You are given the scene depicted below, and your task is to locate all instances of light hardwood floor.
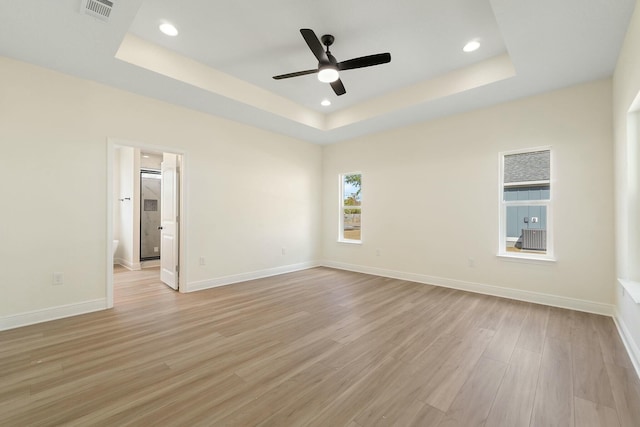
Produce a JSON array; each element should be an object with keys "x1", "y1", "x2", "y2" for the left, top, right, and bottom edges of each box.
[{"x1": 1, "y1": 266, "x2": 639, "y2": 426}]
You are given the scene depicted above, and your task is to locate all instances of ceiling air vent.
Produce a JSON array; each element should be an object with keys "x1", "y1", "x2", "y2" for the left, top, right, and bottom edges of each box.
[{"x1": 81, "y1": 0, "x2": 113, "y2": 22}]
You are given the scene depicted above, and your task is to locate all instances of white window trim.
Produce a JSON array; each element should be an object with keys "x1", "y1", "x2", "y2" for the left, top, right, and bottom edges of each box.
[
  {"x1": 339, "y1": 172, "x2": 362, "y2": 244},
  {"x1": 505, "y1": 179, "x2": 549, "y2": 188},
  {"x1": 498, "y1": 147, "x2": 555, "y2": 261}
]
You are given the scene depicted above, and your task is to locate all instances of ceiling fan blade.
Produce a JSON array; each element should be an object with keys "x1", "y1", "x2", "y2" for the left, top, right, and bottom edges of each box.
[
  {"x1": 330, "y1": 78, "x2": 346, "y2": 96},
  {"x1": 273, "y1": 69, "x2": 318, "y2": 80},
  {"x1": 300, "y1": 28, "x2": 328, "y2": 63},
  {"x1": 338, "y1": 53, "x2": 391, "y2": 71}
]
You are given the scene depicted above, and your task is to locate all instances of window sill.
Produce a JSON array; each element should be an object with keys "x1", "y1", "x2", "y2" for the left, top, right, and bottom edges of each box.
[
  {"x1": 337, "y1": 239, "x2": 362, "y2": 245},
  {"x1": 497, "y1": 253, "x2": 556, "y2": 263},
  {"x1": 618, "y1": 279, "x2": 640, "y2": 304}
]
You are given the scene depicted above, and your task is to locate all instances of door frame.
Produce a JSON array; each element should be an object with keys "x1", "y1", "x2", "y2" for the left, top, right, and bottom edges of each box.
[{"x1": 106, "y1": 138, "x2": 188, "y2": 308}]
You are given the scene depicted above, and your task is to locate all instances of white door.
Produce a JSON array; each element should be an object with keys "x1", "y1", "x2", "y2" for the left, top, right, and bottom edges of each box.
[{"x1": 160, "y1": 153, "x2": 179, "y2": 290}]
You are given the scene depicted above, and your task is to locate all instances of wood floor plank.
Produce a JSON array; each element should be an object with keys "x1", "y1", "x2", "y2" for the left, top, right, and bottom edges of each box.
[
  {"x1": 435, "y1": 356, "x2": 507, "y2": 426},
  {"x1": 593, "y1": 315, "x2": 634, "y2": 369},
  {"x1": 234, "y1": 336, "x2": 343, "y2": 386},
  {"x1": 0, "y1": 266, "x2": 637, "y2": 426},
  {"x1": 258, "y1": 351, "x2": 394, "y2": 426},
  {"x1": 484, "y1": 347, "x2": 542, "y2": 426},
  {"x1": 5, "y1": 362, "x2": 176, "y2": 425},
  {"x1": 404, "y1": 403, "x2": 446, "y2": 427},
  {"x1": 468, "y1": 294, "x2": 508, "y2": 332},
  {"x1": 515, "y1": 303, "x2": 549, "y2": 353},
  {"x1": 482, "y1": 299, "x2": 530, "y2": 363},
  {"x1": 530, "y1": 336, "x2": 574, "y2": 426},
  {"x1": 216, "y1": 361, "x2": 335, "y2": 426},
  {"x1": 546, "y1": 306, "x2": 575, "y2": 341},
  {"x1": 114, "y1": 372, "x2": 251, "y2": 426},
  {"x1": 418, "y1": 328, "x2": 495, "y2": 411},
  {"x1": 574, "y1": 396, "x2": 621, "y2": 427},
  {"x1": 387, "y1": 399, "x2": 428, "y2": 427},
  {"x1": 571, "y1": 312, "x2": 616, "y2": 408},
  {"x1": 305, "y1": 356, "x2": 408, "y2": 427},
  {"x1": 605, "y1": 361, "x2": 640, "y2": 427},
  {"x1": 385, "y1": 288, "x2": 461, "y2": 364},
  {"x1": 437, "y1": 293, "x2": 483, "y2": 337},
  {"x1": 350, "y1": 349, "x2": 429, "y2": 426}
]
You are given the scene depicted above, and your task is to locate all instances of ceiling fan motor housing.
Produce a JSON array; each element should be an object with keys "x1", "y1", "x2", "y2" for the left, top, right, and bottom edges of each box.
[{"x1": 321, "y1": 34, "x2": 335, "y2": 47}]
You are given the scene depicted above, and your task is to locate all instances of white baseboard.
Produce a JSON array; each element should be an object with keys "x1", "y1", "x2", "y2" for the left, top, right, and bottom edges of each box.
[
  {"x1": 0, "y1": 298, "x2": 108, "y2": 331},
  {"x1": 114, "y1": 258, "x2": 141, "y2": 271},
  {"x1": 613, "y1": 312, "x2": 640, "y2": 380},
  {"x1": 141, "y1": 259, "x2": 161, "y2": 268},
  {"x1": 322, "y1": 261, "x2": 614, "y2": 316},
  {"x1": 186, "y1": 261, "x2": 322, "y2": 292}
]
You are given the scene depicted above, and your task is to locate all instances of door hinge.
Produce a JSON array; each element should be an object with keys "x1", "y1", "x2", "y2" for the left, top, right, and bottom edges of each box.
[{"x1": 175, "y1": 265, "x2": 179, "y2": 274}]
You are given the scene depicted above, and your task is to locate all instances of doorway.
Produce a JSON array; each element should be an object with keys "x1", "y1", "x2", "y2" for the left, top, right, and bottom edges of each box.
[
  {"x1": 107, "y1": 139, "x2": 186, "y2": 308},
  {"x1": 140, "y1": 168, "x2": 161, "y2": 262}
]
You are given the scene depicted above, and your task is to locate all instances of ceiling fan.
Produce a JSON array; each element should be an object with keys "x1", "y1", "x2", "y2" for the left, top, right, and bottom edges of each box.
[{"x1": 273, "y1": 28, "x2": 391, "y2": 96}]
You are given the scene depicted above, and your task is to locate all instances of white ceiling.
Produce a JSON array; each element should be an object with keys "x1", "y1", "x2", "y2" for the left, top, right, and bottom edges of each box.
[{"x1": 0, "y1": 0, "x2": 635, "y2": 144}]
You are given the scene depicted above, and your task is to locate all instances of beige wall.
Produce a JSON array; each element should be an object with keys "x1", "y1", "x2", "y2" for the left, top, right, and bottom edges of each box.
[
  {"x1": 0, "y1": 57, "x2": 322, "y2": 321},
  {"x1": 323, "y1": 79, "x2": 615, "y2": 308},
  {"x1": 0, "y1": 48, "x2": 626, "y2": 346},
  {"x1": 613, "y1": 0, "x2": 640, "y2": 371}
]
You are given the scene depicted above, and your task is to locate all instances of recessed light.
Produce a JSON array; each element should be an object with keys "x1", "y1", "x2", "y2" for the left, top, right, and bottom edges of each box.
[
  {"x1": 463, "y1": 40, "x2": 480, "y2": 53},
  {"x1": 159, "y1": 23, "x2": 179, "y2": 37},
  {"x1": 142, "y1": 155, "x2": 150, "y2": 158},
  {"x1": 321, "y1": 99, "x2": 331, "y2": 107}
]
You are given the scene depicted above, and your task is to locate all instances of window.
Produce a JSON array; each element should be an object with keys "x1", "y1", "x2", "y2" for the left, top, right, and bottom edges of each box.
[
  {"x1": 340, "y1": 173, "x2": 362, "y2": 242},
  {"x1": 499, "y1": 148, "x2": 553, "y2": 259}
]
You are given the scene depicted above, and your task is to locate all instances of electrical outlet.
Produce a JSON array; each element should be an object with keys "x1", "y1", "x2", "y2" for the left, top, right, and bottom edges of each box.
[
  {"x1": 199, "y1": 256, "x2": 205, "y2": 266},
  {"x1": 53, "y1": 272, "x2": 64, "y2": 285},
  {"x1": 282, "y1": 247, "x2": 286, "y2": 255},
  {"x1": 376, "y1": 248, "x2": 381, "y2": 256},
  {"x1": 154, "y1": 247, "x2": 159, "y2": 253},
  {"x1": 468, "y1": 258, "x2": 475, "y2": 268}
]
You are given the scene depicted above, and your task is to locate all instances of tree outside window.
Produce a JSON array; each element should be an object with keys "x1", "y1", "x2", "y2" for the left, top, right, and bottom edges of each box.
[{"x1": 340, "y1": 173, "x2": 362, "y2": 242}]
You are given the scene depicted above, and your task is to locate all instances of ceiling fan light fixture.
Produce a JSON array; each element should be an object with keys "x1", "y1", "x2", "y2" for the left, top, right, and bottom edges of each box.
[{"x1": 318, "y1": 66, "x2": 339, "y2": 83}]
